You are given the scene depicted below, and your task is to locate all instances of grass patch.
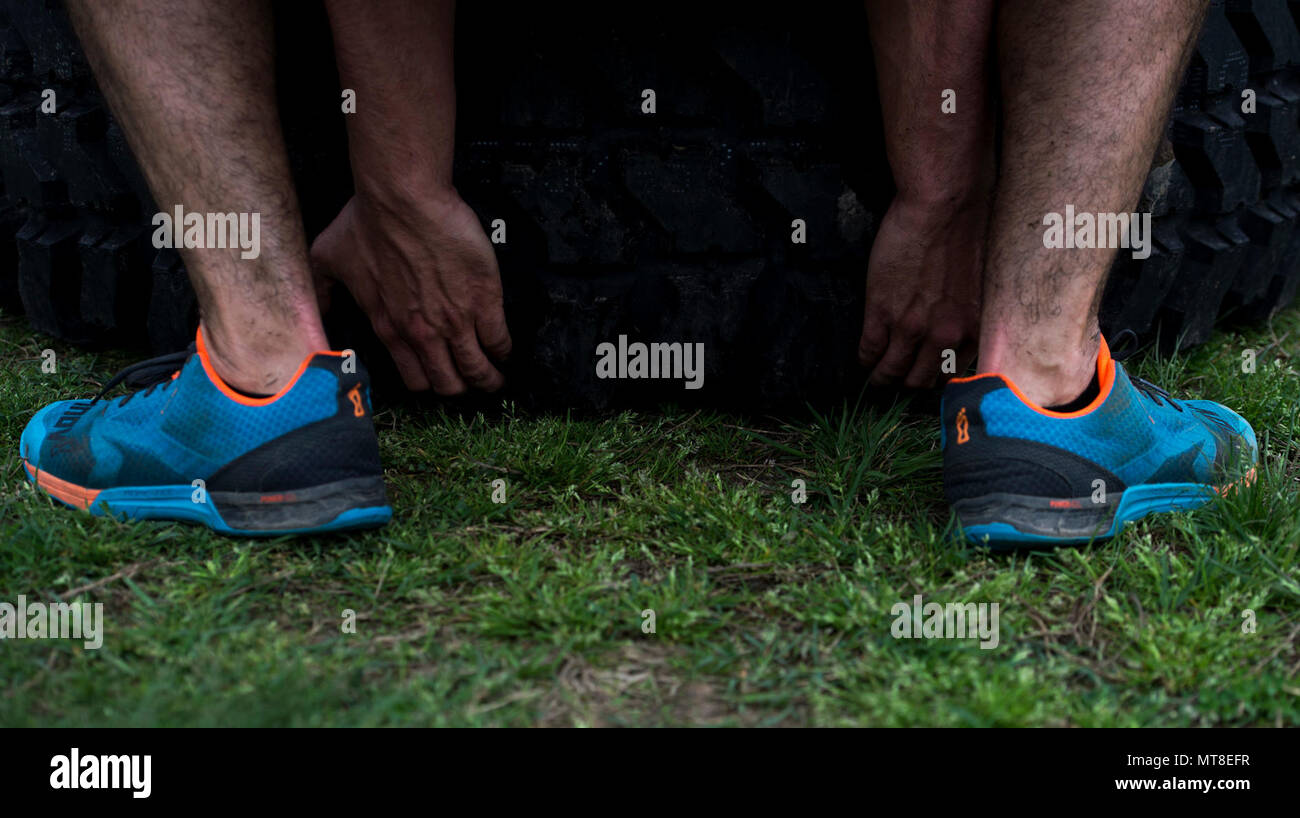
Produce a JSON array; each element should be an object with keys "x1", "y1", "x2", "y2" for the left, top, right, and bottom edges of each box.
[{"x1": 1, "y1": 309, "x2": 1297, "y2": 726}]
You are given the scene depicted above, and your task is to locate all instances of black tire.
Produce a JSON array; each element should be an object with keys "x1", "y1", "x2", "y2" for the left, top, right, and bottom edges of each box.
[{"x1": 1, "y1": 0, "x2": 1297, "y2": 409}]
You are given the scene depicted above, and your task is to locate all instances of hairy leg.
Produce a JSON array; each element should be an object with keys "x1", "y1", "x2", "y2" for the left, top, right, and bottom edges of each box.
[
  {"x1": 65, "y1": 0, "x2": 326, "y2": 395},
  {"x1": 979, "y1": 0, "x2": 1208, "y2": 406},
  {"x1": 861, "y1": 0, "x2": 995, "y2": 388}
]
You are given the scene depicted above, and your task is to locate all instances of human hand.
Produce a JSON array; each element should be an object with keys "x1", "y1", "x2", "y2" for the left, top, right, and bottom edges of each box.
[{"x1": 311, "y1": 190, "x2": 511, "y2": 394}]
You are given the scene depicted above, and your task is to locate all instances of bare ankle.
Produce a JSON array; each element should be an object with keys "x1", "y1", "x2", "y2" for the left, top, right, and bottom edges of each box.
[
  {"x1": 981, "y1": 334, "x2": 1100, "y2": 409},
  {"x1": 200, "y1": 321, "x2": 326, "y2": 396}
]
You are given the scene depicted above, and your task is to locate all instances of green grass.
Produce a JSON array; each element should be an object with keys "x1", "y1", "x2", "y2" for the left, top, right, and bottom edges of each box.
[{"x1": 1, "y1": 308, "x2": 1298, "y2": 727}]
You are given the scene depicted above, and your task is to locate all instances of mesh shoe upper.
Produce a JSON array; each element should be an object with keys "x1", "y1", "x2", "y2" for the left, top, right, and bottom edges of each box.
[
  {"x1": 21, "y1": 332, "x2": 380, "y2": 492},
  {"x1": 940, "y1": 336, "x2": 1257, "y2": 502}
]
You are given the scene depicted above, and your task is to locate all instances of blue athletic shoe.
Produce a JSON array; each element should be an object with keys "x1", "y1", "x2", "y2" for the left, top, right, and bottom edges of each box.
[
  {"x1": 20, "y1": 328, "x2": 392, "y2": 536},
  {"x1": 941, "y1": 335, "x2": 1257, "y2": 547}
]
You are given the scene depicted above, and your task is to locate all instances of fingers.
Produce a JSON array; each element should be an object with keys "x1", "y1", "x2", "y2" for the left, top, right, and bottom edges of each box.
[
  {"x1": 868, "y1": 338, "x2": 912, "y2": 386},
  {"x1": 868, "y1": 325, "x2": 976, "y2": 389},
  {"x1": 378, "y1": 306, "x2": 507, "y2": 396},
  {"x1": 371, "y1": 315, "x2": 432, "y2": 392},
  {"x1": 903, "y1": 324, "x2": 971, "y2": 389},
  {"x1": 355, "y1": 283, "x2": 436, "y2": 392},
  {"x1": 868, "y1": 320, "x2": 923, "y2": 386},
  {"x1": 902, "y1": 337, "x2": 947, "y2": 390},
  {"x1": 403, "y1": 321, "x2": 469, "y2": 395},
  {"x1": 477, "y1": 304, "x2": 513, "y2": 363},
  {"x1": 858, "y1": 308, "x2": 890, "y2": 369},
  {"x1": 864, "y1": 295, "x2": 978, "y2": 389},
  {"x1": 447, "y1": 330, "x2": 505, "y2": 392},
  {"x1": 313, "y1": 196, "x2": 513, "y2": 396},
  {"x1": 392, "y1": 339, "x2": 434, "y2": 392},
  {"x1": 420, "y1": 338, "x2": 469, "y2": 396},
  {"x1": 404, "y1": 299, "x2": 508, "y2": 394}
]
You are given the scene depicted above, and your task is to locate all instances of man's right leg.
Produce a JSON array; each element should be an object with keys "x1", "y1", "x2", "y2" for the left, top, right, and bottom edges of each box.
[
  {"x1": 19, "y1": 0, "x2": 390, "y2": 534},
  {"x1": 977, "y1": 0, "x2": 1205, "y2": 408},
  {"x1": 65, "y1": 0, "x2": 323, "y2": 396},
  {"x1": 942, "y1": 0, "x2": 1257, "y2": 546}
]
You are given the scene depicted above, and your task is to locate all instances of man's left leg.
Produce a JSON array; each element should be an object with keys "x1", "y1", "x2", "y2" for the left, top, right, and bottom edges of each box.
[{"x1": 21, "y1": 0, "x2": 391, "y2": 535}]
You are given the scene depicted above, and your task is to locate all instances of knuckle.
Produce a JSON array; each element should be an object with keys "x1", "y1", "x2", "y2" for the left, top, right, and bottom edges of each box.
[
  {"x1": 407, "y1": 321, "x2": 441, "y2": 347},
  {"x1": 931, "y1": 327, "x2": 964, "y2": 350},
  {"x1": 430, "y1": 303, "x2": 470, "y2": 336},
  {"x1": 445, "y1": 312, "x2": 471, "y2": 337},
  {"x1": 460, "y1": 360, "x2": 494, "y2": 384},
  {"x1": 898, "y1": 320, "x2": 927, "y2": 344},
  {"x1": 371, "y1": 317, "x2": 397, "y2": 343},
  {"x1": 447, "y1": 331, "x2": 476, "y2": 355}
]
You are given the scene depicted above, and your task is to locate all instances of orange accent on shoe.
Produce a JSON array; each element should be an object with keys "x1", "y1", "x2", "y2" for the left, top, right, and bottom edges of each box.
[
  {"x1": 24, "y1": 460, "x2": 101, "y2": 511},
  {"x1": 1216, "y1": 466, "x2": 1257, "y2": 497},
  {"x1": 955, "y1": 407, "x2": 970, "y2": 444},
  {"x1": 950, "y1": 335, "x2": 1116, "y2": 419},
  {"x1": 347, "y1": 384, "x2": 365, "y2": 417},
  {"x1": 195, "y1": 326, "x2": 344, "y2": 407}
]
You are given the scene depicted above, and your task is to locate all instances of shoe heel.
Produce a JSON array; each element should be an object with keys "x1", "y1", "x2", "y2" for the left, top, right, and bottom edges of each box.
[
  {"x1": 209, "y1": 476, "x2": 391, "y2": 534},
  {"x1": 953, "y1": 492, "x2": 1119, "y2": 545}
]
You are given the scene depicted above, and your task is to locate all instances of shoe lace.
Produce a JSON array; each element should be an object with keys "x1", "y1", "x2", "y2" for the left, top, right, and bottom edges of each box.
[
  {"x1": 1108, "y1": 328, "x2": 1183, "y2": 413},
  {"x1": 1131, "y1": 376, "x2": 1184, "y2": 412},
  {"x1": 93, "y1": 346, "x2": 195, "y2": 408}
]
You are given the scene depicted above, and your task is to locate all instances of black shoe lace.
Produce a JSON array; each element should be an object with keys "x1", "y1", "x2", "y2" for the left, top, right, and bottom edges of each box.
[
  {"x1": 92, "y1": 346, "x2": 195, "y2": 408},
  {"x1": 1131, "y1": 376, "x2": 1184, "y2": 411},
  {"x1": 1108, "y1": 328, "x2": 1183, "y2": 412},
  {"x1": 1109, "y1": 328, "x2": 1140, "y2": 363}
]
